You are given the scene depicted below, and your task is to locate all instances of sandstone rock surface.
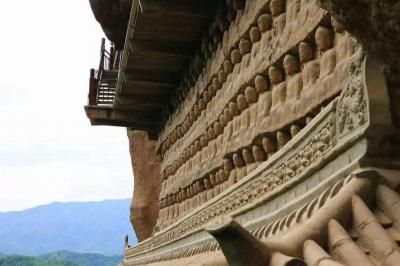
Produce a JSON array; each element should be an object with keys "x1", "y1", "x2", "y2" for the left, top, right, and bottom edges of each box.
[{"x1": 128, "y1": 129, "x2": 161, "y2": 242}]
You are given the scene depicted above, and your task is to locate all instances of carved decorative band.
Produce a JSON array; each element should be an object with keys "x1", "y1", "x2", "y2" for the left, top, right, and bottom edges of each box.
[
  {"x1": 126, "y1": 174, "x2": 356, "y2": 265},
  {"x1": 125, "y1": 45, "x2": 367, "y2": 259}
]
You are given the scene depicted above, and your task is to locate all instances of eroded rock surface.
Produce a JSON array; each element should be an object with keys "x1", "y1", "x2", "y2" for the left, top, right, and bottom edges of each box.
[
  {"x1": 317, "y1": 0, "x2": 400, "y2": 83},
  {"x1": 128, "y1": 129, "x2": 161, "y2": 242},
  {"x1": 89, "y1": 0, "x2": 132, "y2": 50}
]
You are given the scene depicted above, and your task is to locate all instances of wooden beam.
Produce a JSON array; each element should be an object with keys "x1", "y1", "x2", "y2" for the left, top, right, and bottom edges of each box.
[
  {"x1": 123, "y1": 69, "x2": 181, "y2": 85},
  {"x1": 130, "y1": 40, "x2": 195, "y2": 59},
  {"x1": 126, "y1": 48, "x2": 189, "y2": 73},
  {"x1": 139, "y1": 0, "x2": 215, "y2": 18},
  {"x1": 85, "y1": 105, "x2": 160, "y2": 128},
  {"x1": 115, "y1": 94, "x2": 166, "y2": 109},
  {"x1": 123, "y1": 80, "x2": 174, "y2": 96}
]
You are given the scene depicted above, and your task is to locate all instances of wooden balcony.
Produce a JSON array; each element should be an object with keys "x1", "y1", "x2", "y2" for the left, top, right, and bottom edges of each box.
[{"x1": 85, "y1": 0, "x2": 220, "y2": 139}]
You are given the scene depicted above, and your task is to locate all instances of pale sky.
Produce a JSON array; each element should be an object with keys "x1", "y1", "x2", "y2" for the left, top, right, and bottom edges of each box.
[{"x1": 0, "y1": 1, "x2": 134, "y2": 212}]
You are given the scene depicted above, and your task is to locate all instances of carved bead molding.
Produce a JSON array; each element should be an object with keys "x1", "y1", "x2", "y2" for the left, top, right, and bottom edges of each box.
[{"x1": 125, "y1": 44, "x2": 371, "y2": 261}]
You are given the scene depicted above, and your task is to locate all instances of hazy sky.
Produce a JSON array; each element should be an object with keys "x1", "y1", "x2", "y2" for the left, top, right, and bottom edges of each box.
[{"x1": 0, "y1": 1, "x2": 133, "y2": 212}]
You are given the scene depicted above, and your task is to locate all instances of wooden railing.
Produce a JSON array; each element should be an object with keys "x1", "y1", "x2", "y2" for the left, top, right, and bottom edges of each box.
[{"x1": 88, "y1": 38, "x2": 119, "y2": 106}]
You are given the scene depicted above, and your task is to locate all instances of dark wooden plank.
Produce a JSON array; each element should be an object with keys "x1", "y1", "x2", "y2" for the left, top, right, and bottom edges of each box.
[
  {"x1": 123, "y1": 80, "x2": 174, "y2": 96},
  {"x1": 126, "y1": 49, "x2": 189, "y2": 73},
  {"x1": 116, "y1": 94, "x2": 165, "y2": 109},
  {"x1": 139, "y1": 0, "x2": 217, "y2": 18},
  {"x1": 85, "y1": 106, "x2": 161, "y2": 128},
  {"x1": 124, "y1": 68, "x2": 181, "y2": 84},
  {"x1": 130, "y1": 40, "x2": 195, "y2": 59}
]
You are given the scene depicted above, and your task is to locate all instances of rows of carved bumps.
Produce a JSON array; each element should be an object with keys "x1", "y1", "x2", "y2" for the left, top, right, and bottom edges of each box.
[
  {"x1": 158, "y1": 17, "x2": 356, "y2": 220},
  {"x1": 159, "y1": 0, "x2": 355, "y2": 185},
  {"x1": 159, "y1": 0, "x2": 313, "y2": 157}
]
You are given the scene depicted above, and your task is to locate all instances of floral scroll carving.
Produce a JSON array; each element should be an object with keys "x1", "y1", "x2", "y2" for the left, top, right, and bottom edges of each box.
[
  {"x1": 126, "y1": 119, "x2": 336, "y2": 258},
  {"x1": 337, "y1": 47, "x2": 368, "y2": 137}
]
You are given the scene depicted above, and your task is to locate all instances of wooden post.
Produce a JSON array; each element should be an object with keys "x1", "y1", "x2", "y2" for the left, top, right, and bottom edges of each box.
[
  {"x1": 109, "y1": 45, "x2": 115, "y2": 70},
  {"x1": 89, "y1": 68, "x2": 97, "y2": 105}
]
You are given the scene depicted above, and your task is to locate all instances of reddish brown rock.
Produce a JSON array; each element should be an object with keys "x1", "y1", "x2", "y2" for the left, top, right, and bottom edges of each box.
[{"x1": 127, "y1": 129, "x2": 162, "y2": 241}]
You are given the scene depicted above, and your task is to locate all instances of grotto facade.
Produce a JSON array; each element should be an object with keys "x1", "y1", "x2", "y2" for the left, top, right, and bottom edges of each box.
[{"x1": 86, "y1": 0, "x2": 400, "y2": 265}]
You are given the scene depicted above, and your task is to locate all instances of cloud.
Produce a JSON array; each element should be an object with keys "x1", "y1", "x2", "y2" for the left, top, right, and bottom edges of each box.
[{"x1": 0, "y1": 0, "x2": 134, "y2": 212}]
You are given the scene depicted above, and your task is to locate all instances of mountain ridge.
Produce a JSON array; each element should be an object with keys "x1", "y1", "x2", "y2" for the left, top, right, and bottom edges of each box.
[
  {"x1": 0, "y1": 199, "x2": 136, "y2": 256},
  {"x1": 0, "y1": 250, "x2": 123, "y2": 266}
]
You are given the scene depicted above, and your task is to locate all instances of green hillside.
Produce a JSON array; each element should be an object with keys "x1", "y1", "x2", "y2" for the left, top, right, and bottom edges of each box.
[
  {"x1": 0, "y1": 250, "x2": 122, "y2": 266},
  {"x1": 0, "y1": 254, "x2": 78, "y2": 266}
]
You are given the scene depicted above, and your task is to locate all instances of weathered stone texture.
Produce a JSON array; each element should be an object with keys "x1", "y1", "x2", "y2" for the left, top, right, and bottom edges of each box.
[
  {"x1": 317, "y1": 0, "x2": 400, "y2": 83},
  {"x1": 115, "y1": 1, "x2": 400, "y2": 265},
  {"x1": 89, "y1": 0, "x2": 132, "y2": 50},
  {"x1": 128, "y1": 129, "x2": 161, "y2": 242}
]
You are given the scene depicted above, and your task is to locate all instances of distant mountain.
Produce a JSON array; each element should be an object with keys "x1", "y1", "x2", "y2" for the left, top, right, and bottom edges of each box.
[
  {"x1": 0, "y1": 250, "x2": 122, "y2": 266},
  {"x1": 0, "y1": 199, "x2": 137, "y2": 256},
  {"x1": 0, "y1": 254, "x2": 77, "y2": 266},
  {"x1": 40, "y1": 250, "x2": 122, "y2": 266}
]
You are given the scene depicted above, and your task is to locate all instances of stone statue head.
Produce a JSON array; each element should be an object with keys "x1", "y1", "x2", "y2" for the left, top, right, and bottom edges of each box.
[
  {"x1": 218, "y1": 69, "x2": 227, "y2": 83},
  {"x1": 204, "y1": 177, "x2": 212, "y2": 189},
  {"x1": 242, "y1": 148, "x2": 255, "y2": 164},
  {"x1": 194, "y1": 104, "x2": 200, "y2": 116},
  {"x1": 214, "y1": 122, "x2": 223, "y2": 135},
  {"x1": 331, "y1": 16, "x2": 345, "y2": 33},
  {"x1": 237, "y1": 94, "x2": 248, "y2": 111},
  {"x1": 200, "y1": 135, "x2": 207, "y2": 147},
  {"x1": 199, "y1": 98, "x2": 206, "y2": 111},
  {"x1": 208, "y1": 86, "x2": 216, "y2": 97},
  {"x1": 270, "y1": 0, "x2": 284, "y2": 17},
  {"x1": 224, "y1": 107, "x2": 233, "y2": 122},
  {"x1": 229, "y1": 102, "x2": 240, "y2": 116},
  {"x1": 203, "y1": 90, "x2": 211, "y2": 103},
  {"x1": 239, "y1": 38, "x2": 251, "y2": 55},
  {"x1": 190, "y1": 144, "x2": 196, "y2": 156},
  {"x1": 258, "y1": 14, "x2": 272, "y2": 32},
  {"x1": 219, "y1": 169, "x2": 228, "y2": 182},
  {"x1": 219, "y1": 114, "x2": 227, "y2": 127},
  {"x1": 283, "y1": 54, "x2": 299, "y2": 75},
  {"x1": 213, "y1": 77, "x2": 221, "y2": 91},
  {"x1": 196, "y1": 180, "x2": 205, "y2": 192},
  {"x1": 210, "y1": 174, "x2": 217, "y2": 186},
  {"x1": 224, "y1": 158, "x2": 234, "y2": 174},
  {"x1": 255, "y1": 75, "x2": 269, "y2": 93},
  {"x1": 195, "y1": 140, "x2": 201, "y2": 151},
  {"x1": 268, "y1": 66, "x2": 283, "y2": 84},
  {"x1": 208, "y1": 127, "x2": 216, "y2": 140},
  {"x1": 233, "y1": 153, "x2": 245, "y2": 167},
  {"x1": 299, "y1": 42, "x2": 314, "y2": 63},
  {"x1": 245, "y1": 86, "x2": 258, "y2": 103},
  {"x1": 262, "y1": 137, "x2": 276, "y2": 153},
  {"x1": 231, "y1": 49, "x2": 242, "y2": 64},
  {"x1": 250, "y1": 26, "x2": 261, "y2": 43},
  {"x1": 223, "y1": 59, "x2": 233, "y2": 74},
  {"x1": 190, "y1": 110, "x2": 197, "y2": 124},
  {"x1": 253, "y1": 145, "x2": 266, "y2": 162},
  {"x1": 315, "y1": 26, "x2": 334, "y2": 52}
]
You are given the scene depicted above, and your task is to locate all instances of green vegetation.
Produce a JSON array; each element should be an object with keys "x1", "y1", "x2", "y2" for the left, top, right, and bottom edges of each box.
[
  {"x1": 0, "y1": 251, "x2": 122, "y2": 266},
  {"x1": 0, "y1": 254, "x2": 78, "y2": 266}
]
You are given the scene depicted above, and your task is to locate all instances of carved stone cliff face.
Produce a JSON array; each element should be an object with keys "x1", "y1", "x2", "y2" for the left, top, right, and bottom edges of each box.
[
  {"x1": 88, "y1": 0, "x2": 132, "y2": 50},
  {"x1": 317, "y1": 0, "x2": 400, "y2": 84},
  {"x1": 127, "y1": 129, "x2": 161, "y2": 242},
  {"x1": 317, "y1": 0, "x2": 400, "y2": 153}
]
